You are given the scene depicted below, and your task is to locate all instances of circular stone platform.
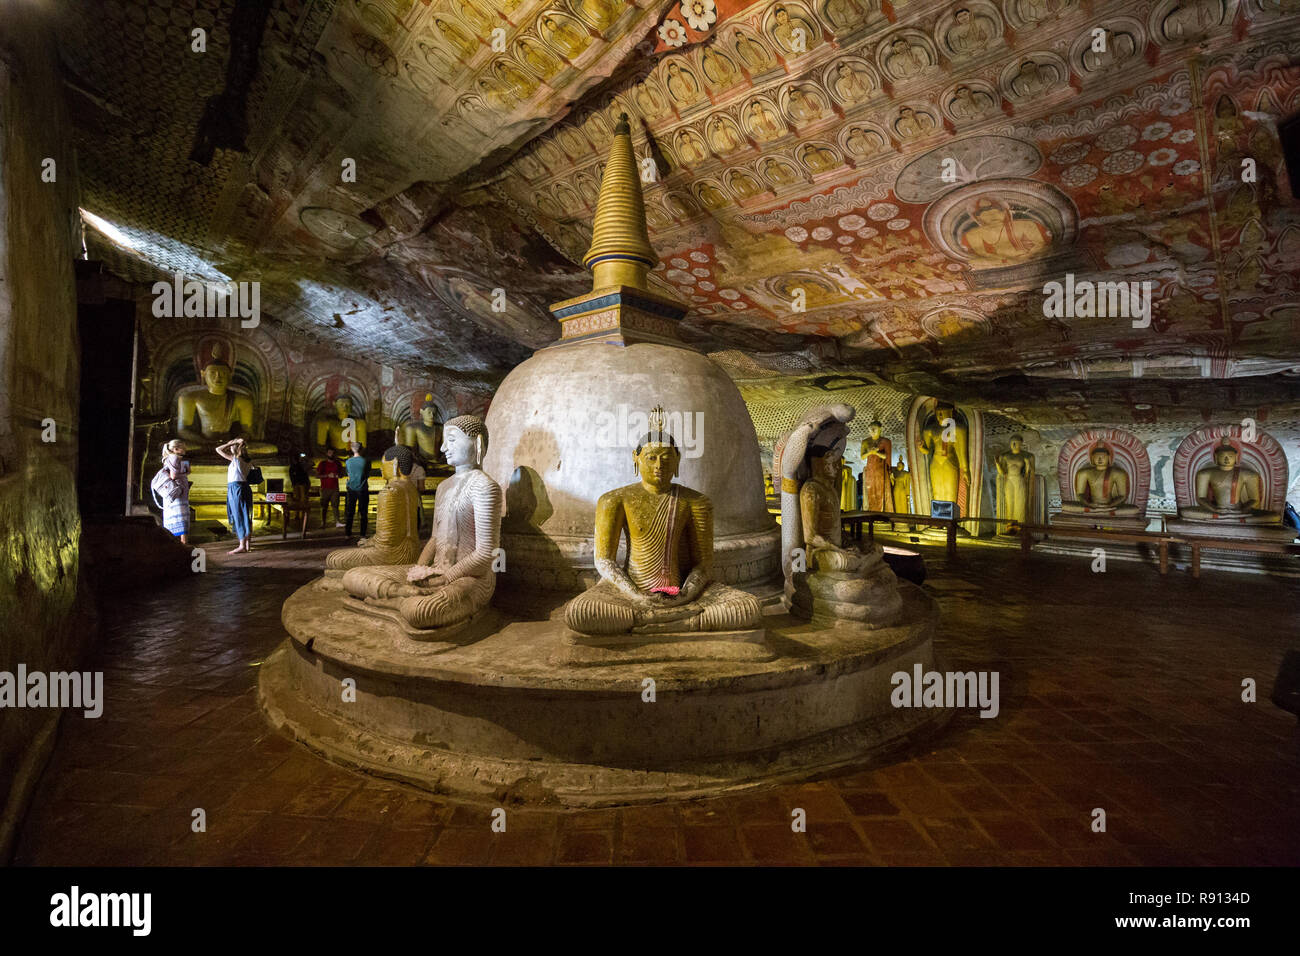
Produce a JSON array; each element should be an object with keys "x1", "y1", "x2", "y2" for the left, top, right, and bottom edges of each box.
[{"x1": 259, "y1": 579, "x2": 950, "y2": 806}]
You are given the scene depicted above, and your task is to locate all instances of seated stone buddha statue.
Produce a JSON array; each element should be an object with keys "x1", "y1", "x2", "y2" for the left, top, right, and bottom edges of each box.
[
  {"x1": 314, "y1": 395, "x2": 369, "y2": 457},
  {"x1": 342, "y1": 415, "x2": 502, "y2": 640},
  {"x1": 564, "y1": 407, "x2": 763, "y2": 641},
  {"x1": 777, "y1": 405, "x2": 902, "y2": 628},
  {"x1": 1059, "y1": 443, "x2": 1140, "y2": 516},
  {"x1": 1179, "y1": 438, "x2": 1281, "y2": 524},
  {"x1": 175, "y1": 344, "x2": 277, "y2": 455},
  {"x1": 324, "y1": 443, "x2": 422, "y2": 575},
  {"x1": 404, "y1": 393, "x2": 444, "y2": 467}
]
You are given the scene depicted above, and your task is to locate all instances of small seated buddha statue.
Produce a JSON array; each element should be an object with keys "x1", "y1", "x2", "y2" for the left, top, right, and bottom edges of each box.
[
  {"x1": 1059, "y1": 443, "x2": 1140, "y2": 516},
  {"x1": 564, "y1": 407, "x2": 763, "y2": 641},
  {"x1": 1179, "y1": 438, "x2": 1281, "y2": 525},
  {"x1": 778, "y1": 405, "x2": 902, "y2": 627},
  {"x1": 404, "y1": 393, "x2": 444, "y2": 468},
  {"x1": 341, "y1": 415, "x2": 502, "y2": 640},
  {"x1": 324, "y1": 443, "x2": 422, "y2": 575}
]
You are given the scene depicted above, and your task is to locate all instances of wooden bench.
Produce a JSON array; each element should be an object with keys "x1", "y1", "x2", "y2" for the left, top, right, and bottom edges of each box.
[{"x1": 841, "y1": 510, "x2": 961, "y2": 558}]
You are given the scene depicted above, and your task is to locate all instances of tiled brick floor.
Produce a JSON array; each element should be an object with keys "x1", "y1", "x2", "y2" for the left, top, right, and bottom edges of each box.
[{"x1": 13, "y1": 534, "x2": 1300, "y2": 866}]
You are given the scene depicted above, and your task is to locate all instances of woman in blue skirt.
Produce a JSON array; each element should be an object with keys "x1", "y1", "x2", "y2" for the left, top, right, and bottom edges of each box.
[{"x1": 216, "y1": 438, "x2": 254, "y2": 554}]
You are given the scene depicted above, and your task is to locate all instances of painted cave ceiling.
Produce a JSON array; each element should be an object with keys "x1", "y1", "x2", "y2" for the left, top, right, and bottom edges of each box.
[{"x1": 61, "y1": 0, "x2": 1300, "y2": 424}]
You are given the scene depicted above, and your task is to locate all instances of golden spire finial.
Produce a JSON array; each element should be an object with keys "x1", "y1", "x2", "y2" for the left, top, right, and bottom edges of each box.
[{"x1": 582, "y1": 111, "x2": 657, "y2": 291}]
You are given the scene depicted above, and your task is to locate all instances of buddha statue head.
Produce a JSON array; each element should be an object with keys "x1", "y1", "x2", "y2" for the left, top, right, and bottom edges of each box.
[
  {"x1": 1009, "y1": 434, "x2": 1024, "y2": 454},
  {"x1": 202, "y1": 354, "x2": 233, "y2": 395},
  {"x1": 419, "y1": 395, "x2": 439, "y2": 427},
  {"x1": 1212, "y1": 437, "x2": 1240, "y2": 468},
  {"x1": 442, "y1": 414, "x2": 488, "y2": 469},
  {"x1": 868, "y1": 419, "x2": 883, "y2": 440},
  {"x1": 381, "y1": 443, "x2": 414, "y2": 480},
  {"x1": 1089, "y1": 442, "x2": 1113, "y2": 470},
  {"x1": 809, "y1": 428, "x2": 848, "y2": 481},
  {"x1": 333, "y1": 395, "x2": 355, "y2": 421},
  {"x1": 633, "y1": 406, "x2": 680, "y2": 492}
]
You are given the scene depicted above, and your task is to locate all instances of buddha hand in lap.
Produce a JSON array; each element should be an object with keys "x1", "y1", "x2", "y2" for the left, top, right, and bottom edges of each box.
[
  {"x1": 781, "y1": 407, "x2": 902, "y2": 627},
  {"x1": 325, "y1": 443, "x2": 422, "y2": 574},
  {"x1": 1059, "y1": 443, "x2": 1139, "y2": 516},
  {"x1": 564, "y1": 408, "x2": 762, "y2": 639},
  {"x1": 1180, "y1": 438, "x2": 1280, "y2": 525},
  {"x1": 342, "y1": 415, "x2": 501, "y2": 637}
]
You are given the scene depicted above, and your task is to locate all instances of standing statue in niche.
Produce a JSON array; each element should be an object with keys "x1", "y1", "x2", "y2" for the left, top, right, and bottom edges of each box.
[
  {"x1": 777, "y1": 405, "x2": 903, "y2": 626},
  {"x1": 175, "y1": 344, "x2": 277, "y2": 454},
  {"x1": 564, "y1": 407, "x2": 763, "y2": 640},
  {"x1": 1179, "y1": 438, "x2": 1281, "y2": 524},
  {"x1": 840, "y1": 460, "x2": 858, "y2": 512},
  {"x1": 1059, "y1": 443, "x2": 1139, "y2": 516},
  {"x1": 860, "y1": 420, "x2": 892, "y2": 511},
  {"x1": 890, "y1": 454, "x2": 913, "y2": 515},
  {"x1": 314, "y1": 395, "x2": 369, "y2": 457},
  {"x1": 919, "y1": 401, "x2": 969, "y2": 516},
  {"x1": 342, "y1": 415, "x2": 502, "y2": 639},
  {"x1": 995, "y1": 434, "x2": 1035, "y2": 532}
]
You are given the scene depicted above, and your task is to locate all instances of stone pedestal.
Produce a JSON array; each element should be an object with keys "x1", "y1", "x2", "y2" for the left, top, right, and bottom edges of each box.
[
  {"x1": 260, "y1": 577, "x2": 948, "y2": 805},
  {"x1": 1166, "y1": 519, "x2": 1295, "y2": 543}
]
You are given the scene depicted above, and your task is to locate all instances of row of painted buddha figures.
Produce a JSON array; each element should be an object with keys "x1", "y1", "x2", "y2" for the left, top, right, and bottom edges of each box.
[{"x1": 323, "y1": 404, "x2": 902, "y2": 642}]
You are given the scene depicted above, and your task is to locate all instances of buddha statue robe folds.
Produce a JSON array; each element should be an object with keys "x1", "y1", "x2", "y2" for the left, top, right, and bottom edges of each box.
[
  {"x1": 1059, "y1": 443, "x2": 1139, "y2": 516},
  {"x1": 564, "y1": 408, "x2": 763, "y2": 644},
  {"x1": 324, "y1": 444, "x2": 422, "y2": 576},
  {"x1": 342, "y1": 415, "x2": 501, "y2": 640},
  {"x1": 778, "y1": 405, "x2": 903, "y2": 628},
  {"x1": 1179, "y1": 438, "x2": 1281, "y2": 525}
]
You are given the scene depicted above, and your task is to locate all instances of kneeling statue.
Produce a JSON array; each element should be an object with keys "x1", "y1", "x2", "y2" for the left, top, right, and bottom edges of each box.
[
  {"x1": 1180, "y1": 438, "x2": 1281, "y2": 525},
  {"x1": 342, "y1": 415, "x2": 501, "y2": 640},
  {"x1": 564, "y1": 407, "x2": 763, "y2": 642},
  {"x1": 777, "y1": 405, "x2": 902, "y2": 627},
  {"x1": 324, "y1": 443, "x2": 421, "y2": 574}
]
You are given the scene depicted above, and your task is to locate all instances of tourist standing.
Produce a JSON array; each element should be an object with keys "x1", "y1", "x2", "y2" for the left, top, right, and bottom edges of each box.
[
  {"x1": 317, "y1": 447, "x2": 344, "y2": 528},
  {"x1": 343, "y1": 441, "x2": 370, "y2": 539},
  {"x1": 156, "y1": 438, "x2": 191, "y2": 544},
  {"x1": 216, "y1": 437, "x2": 254, "y2": 554}
]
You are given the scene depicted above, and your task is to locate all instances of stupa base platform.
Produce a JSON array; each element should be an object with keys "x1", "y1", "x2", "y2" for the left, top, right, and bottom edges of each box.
[{"x1": 259, "y1": 577, "x2": 948, "y2": 806}]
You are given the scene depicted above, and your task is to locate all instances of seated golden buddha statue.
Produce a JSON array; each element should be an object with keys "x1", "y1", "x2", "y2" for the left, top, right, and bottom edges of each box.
[
  {"x1": 404, "y1": 394, "x2": 444, "y2": 467},
  {"x1": 778, "y1": 405, "x2": 902, "y2": 628},
  {"x1": 314, "y1": 395, "x2": 368, "y2": 457},
  {"x1": 1059, "y1": 443, "x2": 1140, "y2": 516},
  {"x1": 175, "y1": 345, "x2": 277, "y2": 455},
  {"x1": 564, "y1": 407, "x2": 763, "y2": 641},
  {"x1": 1179, "y1": 438, "x2": 1281, "y2": 524},
  {"x1": 342, "y1": 415, "x2": 502, "y2": 639},
  {"x1": 324, "y1": 443, "x2": 422, "y2": 575}
]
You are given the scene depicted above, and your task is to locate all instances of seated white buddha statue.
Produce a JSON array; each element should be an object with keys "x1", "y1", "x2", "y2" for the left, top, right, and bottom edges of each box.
[
  {"x1": 1059, "y1": 443, "x2": 1140, "y2": 516},
  {"x1": 1179, "y1": 438, "x2": 1281, "y2": 525},
  {"x1": 342, "y1": 415, "x2": 501, "y2": 638},
  {"x1": 778, "y1": 405, "x2": 903, "y2": 627}
]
